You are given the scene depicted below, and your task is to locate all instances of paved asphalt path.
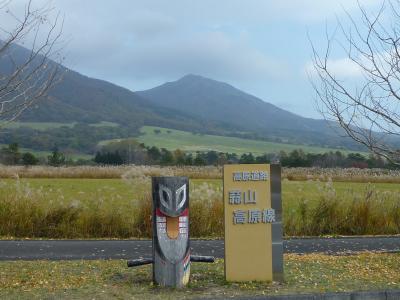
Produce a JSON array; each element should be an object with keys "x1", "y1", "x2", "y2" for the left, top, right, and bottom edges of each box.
[{"x1": 0, "y1": 237, "x2": 399, "y2": 260}]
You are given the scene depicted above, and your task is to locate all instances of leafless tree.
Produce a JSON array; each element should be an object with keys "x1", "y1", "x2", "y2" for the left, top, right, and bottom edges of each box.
[
  {"x1": 311, "y1": 0, "x2": 400, "y2": 164},
  {"x1": 0, "y1": 0, "x2": 63, "y2": 125}
]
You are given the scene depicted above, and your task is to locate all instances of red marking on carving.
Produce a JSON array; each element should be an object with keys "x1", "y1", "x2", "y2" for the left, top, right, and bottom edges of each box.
[
  {"x1": 156, "y1": 208, "x2": 189, "y2": 217},
  {"x1": 183, "y1": 251, "x2": 190, "y2": 265},
  {"x1": 156, "y1": 208, "x2": 165, "y2": 216}
]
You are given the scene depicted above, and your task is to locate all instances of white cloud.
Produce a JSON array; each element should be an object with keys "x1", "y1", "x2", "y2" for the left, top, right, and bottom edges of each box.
[
  {"x1": 326, "y1": 57, "x2": 364, "y2": 78},
  {"x1": 89, "y1": 0, "x2": 378, "y2": 24},
  {"x1": 0, "y1": 0, "x2": 385, "y2": 119},
  {"x1": 305, "y1": 57, "x2": 363, "y2": 78},
  {"x1": 263, "y1": 0, "x2": 378, "y2": 22},
  {"x1": 71, "y1": 30, "x2": 289, "y2": 85}
]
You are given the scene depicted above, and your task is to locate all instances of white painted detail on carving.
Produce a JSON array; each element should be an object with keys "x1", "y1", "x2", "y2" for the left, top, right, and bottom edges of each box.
[
  {"x1": 179, "y1": 222, "x2": 187, "y2": 228},
  {"x1": 157, "y1": 216, "x2": 166, "y2": 222},
  {"x1": 176, "y1": 184, "x2": 187, "y2": 210}
]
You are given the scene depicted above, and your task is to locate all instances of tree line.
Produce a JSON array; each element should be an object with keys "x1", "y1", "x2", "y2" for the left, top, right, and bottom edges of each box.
[
  {"x1": 0, "y1": 143, "x2": 66, "y2": 166},
  {"x1": 93, "y1": 140, "x2": 395, "y2": 169},
  {"x1": 0, "y1": 140, "x2": 395, "y2": 169}
]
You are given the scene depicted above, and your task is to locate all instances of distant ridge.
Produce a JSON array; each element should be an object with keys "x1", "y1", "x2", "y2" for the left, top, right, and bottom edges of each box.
[
  {"x1": 137, "y1": 74, "x2": 359, "y2": 149},
  {"x1": 0, "y1": 43, "x2": 227, "y2": 134},
  {"x1": 139, "y1": 74, "x2": 314, "y2": 131},
  {"x1": 0, "y1": 42, "x2": 363, "y2": 150}
]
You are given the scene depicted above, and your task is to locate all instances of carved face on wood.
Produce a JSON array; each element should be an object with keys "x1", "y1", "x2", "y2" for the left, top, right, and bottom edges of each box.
[
  {"x1": 154, "y1": 179, "x2": 189, "y2": 245},
  {"x1": 158, "y1": 183, "x2": 187, "y2": 217},
  {"x1": 152, "y1": 176, "x2": 190, "y2": 282}
]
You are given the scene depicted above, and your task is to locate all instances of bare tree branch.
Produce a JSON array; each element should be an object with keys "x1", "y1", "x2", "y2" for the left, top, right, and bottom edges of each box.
[
  {"x1": 311, "y1": 0, "x2": 400, "y2": 164},
  {"x1": 0, "y1": 0, "x2": 64, "y2": 126}
]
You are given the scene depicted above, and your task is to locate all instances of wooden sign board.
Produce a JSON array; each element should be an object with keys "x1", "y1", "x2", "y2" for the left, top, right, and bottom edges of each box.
[{"x1": 223, "y1": 164, "x2": 283, "y2": 282}]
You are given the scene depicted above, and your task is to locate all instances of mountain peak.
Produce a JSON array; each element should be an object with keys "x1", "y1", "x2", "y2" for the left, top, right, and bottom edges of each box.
[
  {"x1": 177, "y1": 74, "x2": 226, "y2": 85},
  {"x1": 180, "y1": 74, "x2": 204, "y2": 80},
  {"x1": 137, "y1": 73, "x2": 313, "y2": 134}
]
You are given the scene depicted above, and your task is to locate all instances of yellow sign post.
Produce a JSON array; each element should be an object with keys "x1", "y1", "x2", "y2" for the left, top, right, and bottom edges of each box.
[{"x1": 223, "y1": 164, "x2": 283, "y2": 282}]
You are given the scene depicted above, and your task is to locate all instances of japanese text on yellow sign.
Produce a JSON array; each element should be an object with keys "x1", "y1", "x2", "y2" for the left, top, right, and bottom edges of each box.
[{"x1": 224, "y1": 164, "x2": 276, "y2": 281}]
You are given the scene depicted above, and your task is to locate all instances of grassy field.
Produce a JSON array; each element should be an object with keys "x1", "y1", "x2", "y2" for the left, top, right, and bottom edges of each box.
[
  {"x1": 132, "y1": 126, "x2": 354, "y2": 155},
  {"x1": 1, "y1": 253, "x2": 399, "y2": 299},
  {"x1": 0, "y1": 121, "x2": 77, "y2": 130},
  {"x1": 0, "y1": 121, "x2": 119, "y2": 130},
  {"x1": 89, "y1": 121, "x2": 119, "y2": 127},
  {"x1": 0, "y1": 146, "x2": 52, "y2": 158},
  {"x1": 0, "y1": 146, "x2": 93, "y2": 161},
  {"x1": 1, "y1": 177, "x2": 397, "y2": 209},
  {"x1": 1, "y1": 165, "x2": 400, "y2": 182},
  {"x1": 0, "y1": 176, "x2": 399, "y2": 238}
]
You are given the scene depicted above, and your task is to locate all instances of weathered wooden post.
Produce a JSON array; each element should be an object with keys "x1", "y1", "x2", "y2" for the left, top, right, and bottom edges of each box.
[
  {"x1": 127, "y1": 176, "x2": 214, "y2": 287},
  {"x1": 152, "y1": 176, "x2": 190, "y2": 287}
]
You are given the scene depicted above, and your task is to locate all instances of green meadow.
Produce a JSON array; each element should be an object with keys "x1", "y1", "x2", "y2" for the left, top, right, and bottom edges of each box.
[
  {"x1": 136, "y1": 126, "x2": 357, "y2": 155},
  {"x1": 1, "y1": 121, "x2": 76, "y2": 130},
  {"x1": 1, "y1": 121, "x2": 119, "y2": 130},
  {"x1": 0, "y1": 121, "x2": 119, "y2": 160},
  {"x1": 0, "y1": 145, "x2": 92, "y2": 161},
  {"x1": 3, "y1": 177, "x2": 398, "y2": 206},
  {"x1": 2, "y1": 177, "x2": 398, "y2": 205},
  {"x1": 2, "y1": 123, "x2": 364, "y2": 159}
]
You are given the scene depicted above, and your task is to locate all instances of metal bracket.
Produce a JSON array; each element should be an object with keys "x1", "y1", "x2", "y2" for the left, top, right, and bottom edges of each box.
[
  {"x1": 127, "y1": 255, "x2": 215, "y2": 268},
  {"x1": 127, "y1": 258, "x2": 153, "y2": 267}
]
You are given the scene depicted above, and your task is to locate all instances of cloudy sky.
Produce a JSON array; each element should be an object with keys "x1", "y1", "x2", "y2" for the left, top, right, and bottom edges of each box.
[{"x1": 1, "y1": 0, "x2": 381, "y2": 118}]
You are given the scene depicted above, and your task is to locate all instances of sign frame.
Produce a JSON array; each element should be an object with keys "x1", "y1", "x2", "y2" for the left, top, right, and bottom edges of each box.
[{"x1": 223, "y1": 164, "x2": 283, "y2": 282}]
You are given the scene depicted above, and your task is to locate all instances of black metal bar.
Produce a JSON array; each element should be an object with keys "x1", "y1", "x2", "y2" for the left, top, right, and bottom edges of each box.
[
  {"x1": 127, "y1": 258, "x2": 153, "y2": 267},
  {"x1": 190, "y1": 255, "x2": 215, "y2": 263}
]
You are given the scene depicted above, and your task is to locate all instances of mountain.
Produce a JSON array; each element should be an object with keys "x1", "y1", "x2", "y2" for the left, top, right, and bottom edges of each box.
[
  {"x1": 0, "y1": 43, "x2": 227, "y2": 134},
  {"x1": 139, "y1": 74, "x2": 306, "y2": 130},
  {"x1": 137, "y1": 75, "x2": 357, "y2": 149},
  {"x1": 0, "y1": 42, "x2": 363, "y2": 152}
]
